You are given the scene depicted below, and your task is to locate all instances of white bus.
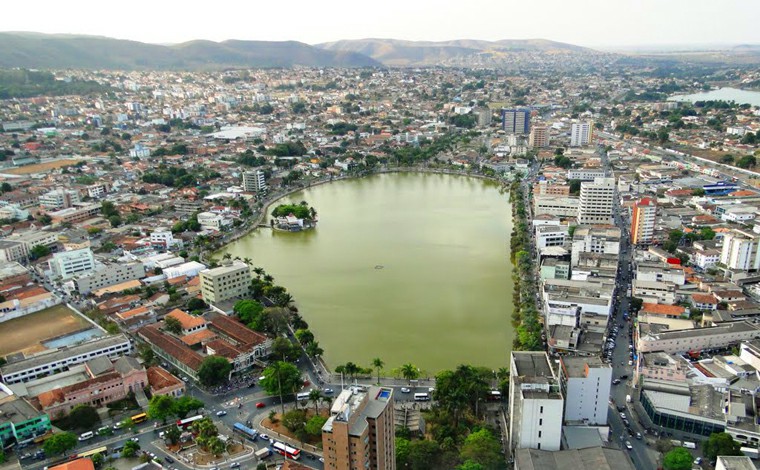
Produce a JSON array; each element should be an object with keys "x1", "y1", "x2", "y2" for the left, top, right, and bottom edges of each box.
[
  {"x1": 296, "y1": 392, "x2": 310, "y2": 401},
  {"x1": 414, "y1": 393, "x2": 430, "y2": 401}
]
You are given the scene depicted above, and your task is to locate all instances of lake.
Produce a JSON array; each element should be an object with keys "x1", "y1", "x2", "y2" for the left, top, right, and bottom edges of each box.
[
  {"x1": 219, "y1": 172, "x2": 514, "y2": 374},
  {"x1": 668, "y1": 87, "x2": 760, "y2": 107}
]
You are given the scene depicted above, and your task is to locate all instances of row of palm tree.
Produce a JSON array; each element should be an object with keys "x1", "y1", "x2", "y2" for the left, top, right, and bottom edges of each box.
[{"x1": 334, "y1": 358, "x2": 423, "y2": 384}]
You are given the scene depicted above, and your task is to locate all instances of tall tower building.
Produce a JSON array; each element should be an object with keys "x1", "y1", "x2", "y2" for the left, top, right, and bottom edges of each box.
[
  {"x1": 720, "y1": 229, "x2": 760, "y2": 271},
  {"x1": 570, "y1": 121, "x2": 593, "y2": 147},
  {"x1": 322, "y1": 386, "x2": 395, "y2": 470},
  {"x1": 501, "y1": 108, "x2": 531, "y2": 134},
  {"x1": 529, "y1": 125, "x2": 549, "y2": 148},
  {"x1": 631, "y1": 197, "x2": 657, "y2": 245},
  {"x1": 242, "y1": 170, "x2": 267, "y2": 192},
  {"x1": 509, "y1": 352, "x2": 564, "y2": 451},
  {"x1": 578, "y1": 177, "x2": 615, "y2": 225},
  {"x1": 558, "y1": 356, "x2": 612, "y2": 425}
]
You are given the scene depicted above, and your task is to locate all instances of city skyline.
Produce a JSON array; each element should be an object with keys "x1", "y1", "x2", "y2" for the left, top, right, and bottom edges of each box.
[{"x1": 0, "y1": 0, "x2": 758, "y2": 48}]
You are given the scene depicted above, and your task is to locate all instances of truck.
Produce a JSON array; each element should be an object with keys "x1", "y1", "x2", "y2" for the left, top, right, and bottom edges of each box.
[{"x1": 254, "y1": 447, "x2": 272, "y2": 460}]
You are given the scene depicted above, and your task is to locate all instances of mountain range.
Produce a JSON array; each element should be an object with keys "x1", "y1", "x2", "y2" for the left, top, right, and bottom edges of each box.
[{"x1": 0, "y1": 32, "x2": 603, "y2": 69}]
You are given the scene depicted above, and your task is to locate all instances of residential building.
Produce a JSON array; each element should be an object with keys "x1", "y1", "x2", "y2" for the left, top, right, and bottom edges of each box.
[
  {"x1": 322, "y1": 386, "x2": 395, "y2": 470},
  {"x1": 566, "y1": 169, "x2": 606, "y2": 181},
  {"x1": 0, "y1": 240, "x2": 27, "y2": 262},
  {"x1": 542, "y1": 278, "x2": 615, "y2": 327},
  {"x1": 558, "y1": 356, "x2": 612, "y2": 425},
  {"x1": 0, "y1": 334, "x2": 132, "y2": 384},
  {"x1": 72, "y1": 262, "x2": 146, "y2": 295},
  {"x1": 129, "y1": 143, "x2": 150, "y2": 158},
  {"x1": 637, "y1": 352, "x2": 690, "y2": 382},
  {"x1": 632, "y1": 280, "x2": 677, "y2": 305},
  {"x1": 529, "y1": 125, "x2": 549, "y2": 148},
  {"x1": 536, "y1": 225, "x2": 568, "y2": 250},
  {"x1": 0, "y1": 384, "x2": 52, "y2": 446},
  {"x1": 6, "y1": 230, "x2": 59, "y2": 252},
  {"x1": 637, "y1": 321, "x2": 760, "y2": 354},
  {"x1": 578, "y1": 177, "x2": 615, "y2": 225},
  {"x1": 721, "y1": 229, "x2": 760, "y2": 271},
  {"x1": 570, "y1": 226, "x2": 620, "y2": 267},
  {"x1": 631, "y1": 197, "x2": 657, "y2": 245},
  {"x1": 200, "y1": 260, "x2": 251, "y2": 304},
  {"x1": 570, "y1": 121, "x2": 593, "y2": 147},
  {"x1": 149, "y1": 229, "x2": 183, "y2": 250},
  {"x1": 48, "y1": 248, "x2": 96, "y2": 280},
  {"x1": 540, "y1": 258, "x2": 570, "y2": 281},
  {"x1": 86, "y1": 183, "x2": 109, "y2": 199},
  {"x1": 197, "y1": 211, "x2": 231, "y2": 231},
  {"x1": 509, "y1": 352, "x2": 564, "y2": 451},
  {"x1": 147, "y1": 366, "x2": 185, "y2": 398},
  {"x1": 39, "y1": 189, "x2": 80, "y2": 211},
  {"x1": 533, "y1": 180, "x2": 570, "y2": 196},
  {"x1": 501, "y1": 108, "x2": 531, "y2": 134},
  {"x1": 534, "y1": 196, "x2": 579, "y2": 217},
  {"x1": 48, "y1": 203, "x2": 101, "y2": 225},
  {"x1": 242, "y1": 170, "x2": 267, "y2": 192},
  {"x1": 716, "y1": 456, "x2": 756, "y2": 470}
]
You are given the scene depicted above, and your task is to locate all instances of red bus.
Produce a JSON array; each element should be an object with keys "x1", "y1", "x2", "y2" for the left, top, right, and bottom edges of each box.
[
  {"x1": 177, "y1": 415, "x2": 204, "y2": 429},
  {"x1": 272, "y1": 441, "x2": 301, "y2": 460}
]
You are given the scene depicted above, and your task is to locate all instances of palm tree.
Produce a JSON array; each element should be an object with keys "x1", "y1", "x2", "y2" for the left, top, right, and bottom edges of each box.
[
  {"x1": 222, "y1": 253, "x2": 232, "y2": 260},
  {"x1": 400, "y1": 363, "x2": 420, "y2": 382},
  {"x1": 372, "y1": 358, "x2": 385, "y2": 385},
  {"x1": 263, "y1": 274, "x2": 274, "y2": 284},
  {"x1": 308, "y1": 389, "x2": 323, "y2": 416},
  {"x1": 243, "y1": 257, "x2": 252, "y2": 265},
  {"x1": 253, "y1": 267, "x2": 265, "y2": 278}
]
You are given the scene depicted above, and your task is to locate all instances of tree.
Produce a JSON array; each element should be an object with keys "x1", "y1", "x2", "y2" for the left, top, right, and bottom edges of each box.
[
  {"x1": 164, "y1": 316, "x2": 182, "y2": 335},
  {"x1": 407, "y1": 439, "x2": 442, "y2": 470},
  {"x1": 400, "y1": 363, "x2": 420, "y2": 381},
  {"x1": 68, "y1": 405, "x2": 100, "y2": 430},
  {"x1": 43, "y1": 432, "x2": 77, "y2": 457},
  {"x1": 459, "y1": 429, "x2": 503, "y2": 469},
  {"x1": 148, "y1": 394, "x2": 176, "y2": 423},
  {"x1": 305, "y1": 341, "x2": 324, "y2": 358},
  {"x1": 109, "y1": 214, "x2": 122, "y2": 228},
  {"x1": 435, "y1": 365, "x2": 491, "y2": 426},
  {"x1": 282, "y1": 409, "x2": 308, "y2": 434},
  {"x1": 305, "y1": 415, "x2": 327, "y2": 436},
  {"x1": 30, "y1": 244, "x2": 51, "y2": 259},
  {"x1": 703, "y1": 432, "x2": 742, "y2": 461},
  {"x1": 630, "y1": 297, "x2": 644, "y2": 312},
  {"x1": 208, "y1": 436, "x2": 226, "y2": 456},
  {"x1": 457, "y1": 462, "x2": 485, "y2": 470},
  {"x1": 663, "y1": 447, "x2": 693, "y2": 470},
  {"x1": 372, "y1": 357, "x2": 385, "y2": 385},
  {"x1": 0, "y1": 182, "x2": 12, "y2": 193},
  {"x1": 91, "y1": 452, "x2": 104, "y2": 467},
  {"x1": 260, "y1": 361, "x2": 303, "y2": 413},
  {"x1": 234, "y1": 299, "x2": 264, "y2": 329},
  {"x1": 101, "y1": 200, "x2": 119, "y2": 218},
  {"x1": 122, "y1": 440, "x2": 140, "y2": 458},
  {"x1": 187, "y1": 298, "x2": 207, "y2": 312},
  {"x1": 164, "y1": 425, "x2": 181, "y2": 445},
  {"x1": 271, "y1": 336, "x2": 300, "y2": 362},
  {"x1": 308, "y1": 388, "x2": 323, "y2": 415},
  {"x1": 198, "y1": 356, "x2": 232, "y2": 386},
  {"x1": 174, "y1": 396, "x2": 204, "y2": 419},
  {"x1": 294, "y1": 329, "x2": 314, "y2": 345},
  {"x1": 736, "y1": 154, "x2": 757, "y2": 169}
]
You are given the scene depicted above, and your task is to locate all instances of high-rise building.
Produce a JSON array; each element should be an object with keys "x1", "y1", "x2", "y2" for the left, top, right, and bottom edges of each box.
[
  {"x1": 720, "y1": 229, "x2": 760, "y2": 271},
  {"x1": 322, "y1": 386, "x2": 395, "y2": 470},
  {"x1": 631, "y1": 197, "x2": 657, "y2": 245},
  {"x1": 578, "y1": 177, "x2": 615, "y2": 225},
  {"x1": 509, "y1": 352, "x2": 564, "y2": 451},
  {"x1": 529, "y1": 125, "x2": 549, "y2": 148},
  {"x1": 570, "y1": 121, "x2": 593, "y2": 147},
  {"x1": 502, "y1": 108, "x2": 531, "y2": 134},
  {"x1": 48, "y1": 248, "x2": 96, "y2": 280},
  {"x1": 558, "y1": 356, "x2": 612, "y2": 425},
  {"x1": 242, "y1": 170, "x2": 267, "y2": 192},
  {"x1": 199, "y1": 260, "x2": 251, "y2": 304}
]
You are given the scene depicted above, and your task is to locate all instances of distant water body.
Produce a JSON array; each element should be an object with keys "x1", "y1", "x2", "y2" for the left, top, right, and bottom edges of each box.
[{"x1": 668, "y1": 87, "x2": 760, "y2": 107}]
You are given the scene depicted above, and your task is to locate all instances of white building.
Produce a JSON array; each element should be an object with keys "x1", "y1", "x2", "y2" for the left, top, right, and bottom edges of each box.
[
  {"x1": 533, "y1": 197, "x2": 579, "y2": 218},
  {"x1": 48, "y1": 248, "x2": 95, "y2": 280},
  {"x1": 39, "y1": 189, "x2": 80, "y2": 210},
  {"x1": 570, "y1": 121, "x2": 593, "y2": 147},
  {"x1": 150, "y1": 229, "x2": 184, "y2": 250},
  {"x1": 73, "y1": 262, "x2": 146, "y2": 295},
  {"x1": 721, "y1": 206, "x2": 758, "y2": 223},
  {"x1": 200, "y1": 260, "x2": 251, "y2": 304},
  {"x1": 578, "y1": 177, "x2": 616, "y2": 225},
  {"x1": 535, "y1": 225, "x2": 568, "y2": 250},
  {"x1": 197, "y1": 212, "x2": 232, "y2": 231},
  {"x1": 242, "y1": 170, "x2": 267, "y2": 192},
  {"x1": 721, "y1": 229, "x2": 760, "y2": 271},
  {"x1": 164, "y1": 261, "x2": 207, "y2": 280},
  {"x1": 509, "y1": 352, "x2": 564, "y2": 451},
  {"x1": 129, "y1": 144, "x2": 151, "y2": 158},
  {"x1": 86, "y1": 183, "x2": 109, "y2": 199},
  {"x1": 559, "y1": 356, "x2": 612, "y2": 425},
  {"x1": 570, "y1": 226, "x2": 621, "y2": 267},
  {"x1": 566, "y1": 169, "x2": 606, "y2": 181}
]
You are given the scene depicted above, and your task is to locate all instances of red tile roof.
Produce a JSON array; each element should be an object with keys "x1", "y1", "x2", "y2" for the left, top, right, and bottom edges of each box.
[
  {"x1": 209, "y1": 314, "x2": 267, "y2": 347},
  {"x1": 642, "y1": 303, "x2": 686, "y2": 317},
  {"x1": 138, "y1": 324, "x2": 204, "y2": 371}
]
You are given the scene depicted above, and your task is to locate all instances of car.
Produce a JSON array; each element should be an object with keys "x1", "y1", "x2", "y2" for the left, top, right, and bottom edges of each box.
[
  {"x1": 230, "y1": 463, "x2": 240, "y2": 468},
  {"x1": 400, "y1": 387, "x2": 411, "y2": 393},
  {"x1": 625, "y1": 441, "x2": 633, "y2": 450},
  {"x1": 628, "y1": 360, "x2": 633, "y2": 366},
  {"x1": 260, "y1": 434, "x2": 269, "y2": 441},
  {"x1": 256, "y1": 402, "x2": 266, "y2": 408},
  {"x1": 636, "y1": 432, "x2": 642, "y2": 440},
  {"x1": 620, "y1": 412, "x2": 626, "y2": 419},
  {"x1": 324, "y1": 388, "x2": 334, "y2": 394},
  {"x1": 216, "y1": 410, "x2": 227, "y2": 417},
  {"x1": 165, "y1": 456, "x2": 175, "y2": 464},
  {"x1": 619, "y1": 375, "x2": 629, "y2": 380},
  {"x1": 131, "y1": 437, "x2": 140, "y2": 442},
  {"x1": 623, "y1": 419, "x2": 630, "y2": 427},
  {"x1": 303, "y1": 380, "x2": 311, "y2": 386},
  {"x1": 694, "y1": 457, "x2": 703, "y2": 465},
  {"x1": 319, "y1": 458, "x2": 325, "y2": 463},
  {"x1": 616, "y1": 405, "x2": 625, "y2": 412},
  {"x1": 113, "y1": 422, "x2": 124, "y2": 430},
  {"x1": 612, "y1": 379, "x2": 621, "y2": 385}
]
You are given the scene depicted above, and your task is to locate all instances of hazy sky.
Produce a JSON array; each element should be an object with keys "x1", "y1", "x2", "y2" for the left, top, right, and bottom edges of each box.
[{"x1": 1, "y1": 0, "x2": 758, "y2": 48}]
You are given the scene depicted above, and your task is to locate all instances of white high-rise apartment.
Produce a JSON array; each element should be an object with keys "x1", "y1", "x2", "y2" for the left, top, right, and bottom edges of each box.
[
  {"x1": 721, "y1": 229, "x2": 760, "y2": 271},
  {"x1": 509, "y1": 352, "x2": 564, "y2": 451},
  {"x1": 559, "y1": 356, "x2": 612, "y2": 425},
  {"x1": 570, "y1": 121, "x2": 593, "y2": 147},
  {"x1": 578, "y1": 177, "x2": 615, "y2": 225}
]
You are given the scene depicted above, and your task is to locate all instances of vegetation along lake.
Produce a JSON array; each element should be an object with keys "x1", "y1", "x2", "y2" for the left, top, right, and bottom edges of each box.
[
  {"x1": 220, "y1": 172, "x2": 514, "y2": 374},
  {"x1": 668, "y1": 87, "x2": 760, "y2": 107}
]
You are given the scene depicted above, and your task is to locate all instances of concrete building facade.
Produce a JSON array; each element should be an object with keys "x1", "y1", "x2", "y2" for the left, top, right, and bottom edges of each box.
[
  {"x1": 578, "y1": 177, "x2": 615, "y2": 225},
  {"x1": 631, "y1": 197, "x2": 657, "y2": 245},
  {"x1": 559, "y1": 356, "x2": 612, "y2": 425},
  {"x1": 200, "y1": 260, "x2": 251, "y2": 304}
]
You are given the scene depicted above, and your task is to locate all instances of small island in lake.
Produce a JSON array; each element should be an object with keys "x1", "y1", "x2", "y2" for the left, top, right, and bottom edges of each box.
[{"x1": 270, "y1": 201, "x2": 318, "y2": 232}]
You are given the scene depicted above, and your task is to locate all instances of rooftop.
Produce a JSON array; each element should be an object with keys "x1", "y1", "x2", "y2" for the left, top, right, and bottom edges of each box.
[{"x1": 514, "y1": 446, "x2": 635, "y2": 470}]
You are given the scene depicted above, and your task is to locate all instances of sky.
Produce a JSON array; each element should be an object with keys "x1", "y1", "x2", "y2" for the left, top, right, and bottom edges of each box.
[{"x1": 0, "y1": 0, "x2": 758, "y2": 48}]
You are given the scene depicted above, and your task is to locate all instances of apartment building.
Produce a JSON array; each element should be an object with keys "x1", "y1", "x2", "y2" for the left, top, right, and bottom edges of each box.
[
  {"x1": 0, "y1": 240, "x2": 27, "y2": 263},
  {"x1": 631, "y1": 197, "x2": 657, "y2": 245},
  {"x1": 529, "y1": 125, "x2": 549, "y2": 148},
  {"x1": 533, "y1": 180, "x2": 570, "y2": 197},
  {"x1": 570, "y1": 121, "x2": 593, "y2": 147},
  {"x1": 721, "y1": 229, "x2": 760, "y2": 271},
  {"x1": 637, "y1": 321, "x2": 760, "y2": 354},
  {"x1": 501, "y1": 108, "x2": 531, "y2": 134},
  {"x1": 558, "y1": 356, "x2": 612, "y2": 425},
  {"x1": 509, "y1": 352, "x2": 564, "y2": 451},
  {"x1": 322, "y1": 387, "x2": 395, "y2": 470},
  {"x1": 72, "y1": 262, "x2": 146, "y2": 295},
  {"x1": 542, "y1": 278, "x2": 615, "y2": 327},
  {"x1": 200, "y1": 260, "x2": 251, "y2": 304},
  {"x1": 0, "y1": 335, "x2": 132, "y2": 384},
  {"x1": 570, "y1": 226, "x2": 620, "y2": 267},
  {"x1": 48, "y1": 203, "x2": 101, "y2": 225},
  {"x1": 242, "y1": 170, "x2": 267, "y2": 192},
  {"x1": 534, "y1": 196, "x2": 579, "y2": 218},
  {"x1": 536, "y1": 225, "x2": 568, "y2": 250},
  {"x1": 39, "y1": 189, "x2": 80, "y2": 211},
  {"x1": 48, "y1": 248, "x2": 96, "y2": 280},
  {"x1": 5, "y1": 230, "x2": 59, "y2": 252},
  {"x1": 197, "y1": 211, "x2": 231, "y2": 231},
  {"x1": 566, "y1": 169, "x2": 606, "y2": 181},
  {"x1": 578, "y1": 177, "x2": 615, "y2": 225},
  {"x1": 149, "y1": 229, "x2": 183, "y2": 250}
]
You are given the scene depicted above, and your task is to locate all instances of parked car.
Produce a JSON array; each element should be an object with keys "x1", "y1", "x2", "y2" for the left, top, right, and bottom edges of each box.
[
  {"x1": 625, "y1": 441, "x2": 633, "y2": 450},
  {"x1": 216, "y1": 410, "x2": 227, "y2": 417},
  {"x1": 165, "y1": 456, "x2": 175, "y2": 464},
  {"x1": 612, "y1": 379, "x2": 621, "y2": 385},
  {"x1": 256, "y1": 402, "x2": 266, "y2": 408},
  {"x1": 400, "y1": 387, "x2": 411, "y2": 393}
]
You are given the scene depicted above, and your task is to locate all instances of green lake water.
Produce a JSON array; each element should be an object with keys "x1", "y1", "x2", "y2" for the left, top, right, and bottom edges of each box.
[{"x1": 219, "y1": 172, "x2": 514, "y2": 374}]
